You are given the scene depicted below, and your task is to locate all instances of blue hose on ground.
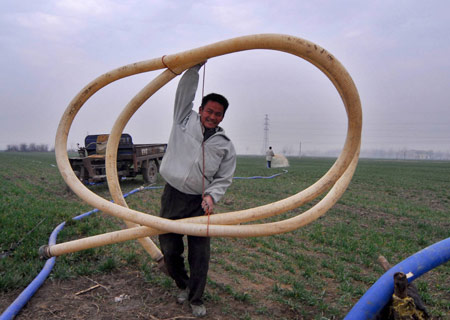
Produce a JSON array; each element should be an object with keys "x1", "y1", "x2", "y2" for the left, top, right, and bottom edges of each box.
[
  {"x1": 344, "y1": 237, "x2": 450, "y2": 320},
  {"x1": 0, "y1": 222, "x2": 65, "y2": 320},
  {"x1": 2, "y1": 174, "x2": 281, "y2": 318},
  {"x1": 233, "y1": 169, "x2": 288, "y2": 179},
  {"x1": 72, "y1": 186, "x2": 162, "y2": 221},
  {"x1": 0, "y1": 185, "x2": 162, "y2": 320},
  {"x1": 1, "y1": 173, "x2": 282, "y2": 319}
]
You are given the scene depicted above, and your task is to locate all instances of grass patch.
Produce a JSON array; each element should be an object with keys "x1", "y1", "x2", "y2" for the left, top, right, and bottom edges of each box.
[{"x1": 1, "y1": 152, "x2": 449, "y2": 319}]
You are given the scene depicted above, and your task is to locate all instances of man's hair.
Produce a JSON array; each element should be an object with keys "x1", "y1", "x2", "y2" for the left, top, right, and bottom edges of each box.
[{"x1": 201, "y1": 93, "x2": 229, "y2": 114}]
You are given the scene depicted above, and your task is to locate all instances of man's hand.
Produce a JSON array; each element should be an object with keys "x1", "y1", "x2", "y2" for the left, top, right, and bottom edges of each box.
[{"x1": 202, "y1": 195, "x2": 214, "y2": 215}]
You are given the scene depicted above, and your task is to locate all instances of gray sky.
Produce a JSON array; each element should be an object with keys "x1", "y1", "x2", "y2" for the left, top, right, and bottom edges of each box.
[{"x1": 1, "y1": 0, "x2": 449, "y2": 155}]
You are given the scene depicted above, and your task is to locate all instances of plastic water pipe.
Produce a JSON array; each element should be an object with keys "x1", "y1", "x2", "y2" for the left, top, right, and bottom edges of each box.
[
  {"x1": 56, "y1": 33, "x2": 362, "y2": 249},
  {"x1": 1, "y1": 172, "x2": 286, "y2": 319},
  {"x1": 233, "y1": 169, "x2": 288, "y2": 180},
  {"x1": 344, "y1": 237, "x2": 450, "y2": 320},
  {"x1": 72, "y1": 186, "x2": 162, "y2": 221},
  {"x1": 0, "y1": 185, "x2": 162, "y2": 320},
  {"x1": 1, "y1": 177, "x2": 278, "y2": 319},
  {"x1": 0, "y1": 222, "x2": 65, "y2": 320}
]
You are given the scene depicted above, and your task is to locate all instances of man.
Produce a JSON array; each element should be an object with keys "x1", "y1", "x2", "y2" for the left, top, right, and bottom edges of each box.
[
  {"x1": 158, "y1": 63, "x2": 236, "y2": 317},
  {"x1": 266, "y1": 146, "x2": 274, "y2": 168}
]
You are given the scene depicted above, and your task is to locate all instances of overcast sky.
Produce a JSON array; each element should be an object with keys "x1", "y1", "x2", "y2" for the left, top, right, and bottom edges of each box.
[{"x1": 1, "y1": 0, "x2": 449, "y2": 155}]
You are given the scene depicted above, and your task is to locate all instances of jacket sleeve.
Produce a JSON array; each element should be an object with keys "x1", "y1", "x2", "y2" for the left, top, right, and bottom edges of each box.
[
  {"x1": 173, "y1": 65, "x2": 201, "y2": 123},
  {"x1": 205, "y1": 144, "x2": 237, "y2": 204}
]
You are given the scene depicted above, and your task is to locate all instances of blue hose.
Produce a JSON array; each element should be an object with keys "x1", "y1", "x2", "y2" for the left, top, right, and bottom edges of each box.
[
  {"x1": 1, "y1": 172, "x2": 286, "y2": 318},
  {"x1": 0, "y1": 222, "x2": 65, "y2": 320},
  {"x1": 344, "y1": 237, "x2": 450, "y2": 320},
  {"x1": 71, "y1": 186, "x2": 162, "y2": 221},
  {"x1": 234, "y1": 169, "x2": 288, "y2": 179},
  {"x1": 0, "y1": 185, "x2": 162, "y2": 320}
]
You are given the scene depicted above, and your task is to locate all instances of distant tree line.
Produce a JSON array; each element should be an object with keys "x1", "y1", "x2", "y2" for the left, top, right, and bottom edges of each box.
[
  {"x1": 278, "y1": 146, "x2": 450, "y2": 160},
  {"x1": 360, "y1": 148, "x2": 450, "y2": 160},
  {"x1": 6, "y1": 143, "x2": 51, "y2": 152}
]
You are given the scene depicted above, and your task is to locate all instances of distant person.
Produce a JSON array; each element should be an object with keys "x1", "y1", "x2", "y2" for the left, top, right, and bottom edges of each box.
[
  {"x1": 266, "y1": 146, "x2": 275, "y2": 168},
  {"x1": 158, "y1": 62, "x2": 237, "y2": 317}
]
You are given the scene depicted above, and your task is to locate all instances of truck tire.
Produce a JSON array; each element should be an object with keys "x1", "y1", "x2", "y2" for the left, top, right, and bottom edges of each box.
[{"x1": 142, "y1": 161, "x2": 158, "y2": 184}]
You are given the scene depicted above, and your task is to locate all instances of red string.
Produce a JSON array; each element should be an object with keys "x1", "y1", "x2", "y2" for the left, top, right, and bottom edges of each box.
[
  {"x1": 201, "y1": 63, "x2": 206, "y2": 98},
  {"x1": 161, "y1": 55, "x2": 180, "y2": 75}
]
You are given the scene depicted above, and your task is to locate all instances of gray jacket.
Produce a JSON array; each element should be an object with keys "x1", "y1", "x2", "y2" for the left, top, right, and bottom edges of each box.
[{"x1": 159, "y1": 65, "x2": 236, "y2": 203}]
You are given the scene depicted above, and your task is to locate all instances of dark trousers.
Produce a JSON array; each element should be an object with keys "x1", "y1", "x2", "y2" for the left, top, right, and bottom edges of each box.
[
  {"x1": 158, "y1": 184, "x2": 210, "y2": 305},
  {"x1": 267, "y1": 160, "x2": 272, "y2": 168}
]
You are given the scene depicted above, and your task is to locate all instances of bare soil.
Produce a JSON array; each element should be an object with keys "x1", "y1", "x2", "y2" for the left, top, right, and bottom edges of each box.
[{"x1": 0, "y1": 265, "x2": 304, "y2": 320}]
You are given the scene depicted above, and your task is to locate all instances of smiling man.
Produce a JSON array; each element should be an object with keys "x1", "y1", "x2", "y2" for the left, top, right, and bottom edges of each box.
[{"x1": 158, "y1": 63, "x2": 236, "y2": 317}]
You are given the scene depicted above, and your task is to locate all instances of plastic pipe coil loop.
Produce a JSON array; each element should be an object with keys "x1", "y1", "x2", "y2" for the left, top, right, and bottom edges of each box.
[{"x1": 50, "y1": 34, "x2": 362, "y2": 259}]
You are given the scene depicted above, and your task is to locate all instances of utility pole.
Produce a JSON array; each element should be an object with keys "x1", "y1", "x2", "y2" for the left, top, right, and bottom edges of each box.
[
  {"x1": 299, "y1": 140, "x2": 302, "y2": 158},
  {"x1": 262, "y1": 114, "x2": 269, "y2": 154}
]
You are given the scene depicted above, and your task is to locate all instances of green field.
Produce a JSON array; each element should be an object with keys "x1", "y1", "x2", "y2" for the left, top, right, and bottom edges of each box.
[{"x1": 0, "y1": 152, "x2": 449, "y2": 319}]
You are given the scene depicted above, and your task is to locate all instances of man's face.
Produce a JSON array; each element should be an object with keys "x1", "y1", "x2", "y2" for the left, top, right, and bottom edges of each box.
[{"x1": 199, "y1": 101, "x2": 225, "y2": 129}]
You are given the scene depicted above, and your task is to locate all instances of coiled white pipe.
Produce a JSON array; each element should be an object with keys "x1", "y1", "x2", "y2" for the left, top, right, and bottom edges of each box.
[{"x1": 50, "y1": 34, "x2": 362, "y2": 258}]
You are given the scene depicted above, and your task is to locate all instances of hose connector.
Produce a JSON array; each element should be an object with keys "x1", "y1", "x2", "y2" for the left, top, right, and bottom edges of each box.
[{"x1": 39, "y1": 245, "x2": 52, "y2": 259}]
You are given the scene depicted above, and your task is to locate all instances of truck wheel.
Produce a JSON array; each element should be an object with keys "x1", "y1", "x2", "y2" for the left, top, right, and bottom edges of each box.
[{"x1": 142, "y1": 161, "x2": 158, "y2": 184}]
